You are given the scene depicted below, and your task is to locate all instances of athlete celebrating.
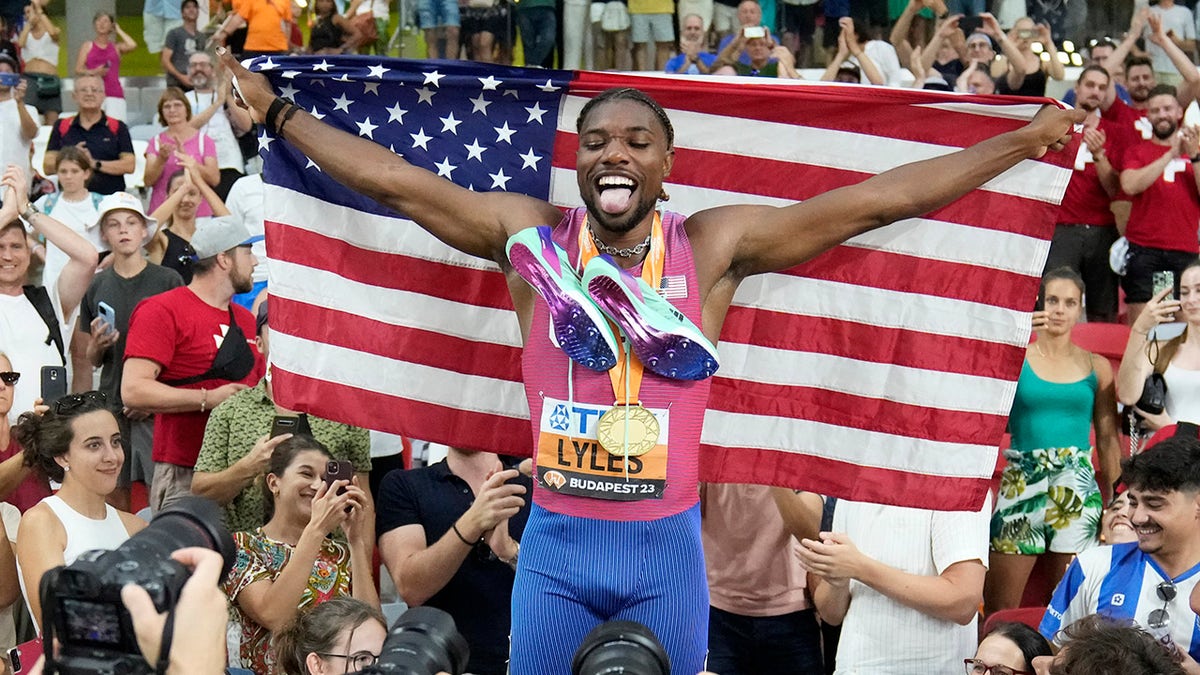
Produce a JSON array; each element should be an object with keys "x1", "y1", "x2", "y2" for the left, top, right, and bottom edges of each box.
[{"x1": 222, "y1": 50, "x2": 1081, "y2": 675}]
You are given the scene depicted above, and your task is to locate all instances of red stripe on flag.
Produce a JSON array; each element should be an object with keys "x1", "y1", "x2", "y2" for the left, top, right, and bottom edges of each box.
[
  {"x1": 550, "y1": 133, "x2": 1059, "y2": 241},
  {"x1": 790, "y1": 247, "x2": 1042, "y2": 310},
  {"x1": 699, "y1": 444, "x2": 995, "y2": 511},
  {"x1": 708, "y1": 378, "x2": 1009, "y2": 444},
  {"x1": 569, "y1": 71, "x2": 1065, "y2": 156},
  {"x1": 273, "y1": 369, "x2": 532, "y2": 452},
  {"x1": 720, "y1": 308, "x2": 1025, "y2": 379},
  {"x1": 272, "y1": 295, "x2": 523, "y2": 381},
  {"x1": 267, "y1": 221, "x2": 514, "y2": 308}
]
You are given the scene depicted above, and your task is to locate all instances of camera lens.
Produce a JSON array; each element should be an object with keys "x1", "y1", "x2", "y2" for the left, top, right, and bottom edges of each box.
[
  {"x1": 374, "y1": 606, "x2": 469, "y2": 675},
  {"x1": 572, "y1": 621, "x2": 670, "y2": 675},
  {"x1": 129, "y1": 496, "x2": 237, "y2": 576}
]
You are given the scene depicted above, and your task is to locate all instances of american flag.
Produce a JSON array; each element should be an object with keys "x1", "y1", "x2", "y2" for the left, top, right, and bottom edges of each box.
[{"x1": 254, "y1": 56, "x2": 1072, "y2": 511}]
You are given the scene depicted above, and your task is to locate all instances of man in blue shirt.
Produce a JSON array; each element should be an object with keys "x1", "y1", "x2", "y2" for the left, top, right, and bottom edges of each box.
[
  {"x1": 1041, "y1": 435, "x2": 1200, "y2": 663},
  {"x1": 665, "y1": 13, "x2": 718, "y2": 74}
]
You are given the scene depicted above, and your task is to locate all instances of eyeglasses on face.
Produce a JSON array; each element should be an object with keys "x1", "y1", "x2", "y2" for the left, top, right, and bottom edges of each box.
[
  {"x1": 0, "y1": 371, "x2": 18, "y2": 385},
  {"x1": 964, "y1": 659, "x2": 1028, "y2": 675},
  {"x1": 54, "y1": 391, "x2": 108, "y2": 414},
  {"x1": 317, "y1": 651, "x2": 378, "y2": 673}
]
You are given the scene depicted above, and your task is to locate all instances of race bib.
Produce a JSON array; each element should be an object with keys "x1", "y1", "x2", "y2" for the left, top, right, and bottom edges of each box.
[{"x1": 535, "y1": 396, "x2": 668, "y2": 501}]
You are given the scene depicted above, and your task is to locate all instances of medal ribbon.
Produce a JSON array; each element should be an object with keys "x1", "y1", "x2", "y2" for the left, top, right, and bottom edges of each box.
[{"x1": 578, "y1": 212, "x2": 664, "y2": 405}]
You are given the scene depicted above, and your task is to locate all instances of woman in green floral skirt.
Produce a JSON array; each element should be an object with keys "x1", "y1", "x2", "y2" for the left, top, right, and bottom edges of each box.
[{"x1": 982, "y1": 268, "x2": 1122, "y2": 614}]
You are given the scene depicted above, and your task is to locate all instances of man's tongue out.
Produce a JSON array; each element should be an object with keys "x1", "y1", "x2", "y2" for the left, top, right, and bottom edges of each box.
[{"x1": 599, "y1": 187, "x2": 633, "y2": 214}]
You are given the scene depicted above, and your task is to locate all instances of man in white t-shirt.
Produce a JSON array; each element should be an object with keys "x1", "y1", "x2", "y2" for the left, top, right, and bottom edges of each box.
[
  {"x1": 0, "y1": 166, "x2": 99, "y2": 422},
  {"x1": 0, "y1": 51, "x2": 38, "y2": 196},
  {"x1": 798, "y1": 494, "x2": 990, "y2": 674},
  {"x1": 1147, "y1": 0, "x2": 1196, "y2": 85}
]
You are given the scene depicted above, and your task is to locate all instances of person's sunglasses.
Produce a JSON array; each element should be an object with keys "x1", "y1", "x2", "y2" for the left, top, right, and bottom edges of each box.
[
  {"x1": 1149, "y1": 580, "x2": 1177, "y2": 629},
  {"x1": 54, "y1": 391, "x2": 108, "y2": 414},
  {"x1": 0, "y1": 372, "x2": 18, "y2": 385}
]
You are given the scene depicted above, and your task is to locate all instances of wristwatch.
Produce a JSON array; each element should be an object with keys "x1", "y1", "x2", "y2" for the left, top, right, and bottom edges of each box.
[
  {"x1": 94, "y1": 159, "x2": 102, "y2": 171},
  {"x1": 1190, "y1": 153, "x2": 1200, "y2": 163},
  {"x1": 21, "y1": 202, "x2": 38, "y2": 222}
]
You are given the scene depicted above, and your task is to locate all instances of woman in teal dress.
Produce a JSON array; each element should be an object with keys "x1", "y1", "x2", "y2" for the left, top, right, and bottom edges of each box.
[{"x1": 983, "y1": 267, "x2": 1122, "y2": 614}]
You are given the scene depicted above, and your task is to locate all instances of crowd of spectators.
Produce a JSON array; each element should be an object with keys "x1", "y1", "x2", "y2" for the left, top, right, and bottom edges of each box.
[{"x1": 4, "y1": 1, "x2": 1200, "y2": 675}]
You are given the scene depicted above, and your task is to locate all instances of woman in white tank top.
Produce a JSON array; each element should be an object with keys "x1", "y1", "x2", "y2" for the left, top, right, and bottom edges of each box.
[
  {"x1": 12, "y1": 390, "x2": 145, "y2": 627},
  {"x1": 16, "y1": 3, "x2": 62, "y2": 125},
  {"x1": 1118, "y1": 262, "x2": 1200, "y2": 433}
]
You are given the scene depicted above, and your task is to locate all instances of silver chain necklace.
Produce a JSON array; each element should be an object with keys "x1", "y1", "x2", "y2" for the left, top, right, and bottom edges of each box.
[{"x1": 589, "y1": 227, "x2": 651, "y2": 258}]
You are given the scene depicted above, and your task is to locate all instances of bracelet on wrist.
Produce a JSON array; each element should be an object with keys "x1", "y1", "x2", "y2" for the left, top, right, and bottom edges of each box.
[
  {"x1": 277, "y1": 103, "x2": 301, "y2": 139},
  {"x1": 264, "y1": 97, "x2": 292, "y2": 134},
  {"x1": 21, "y1": 203, "x2": 38, "y2": 222},
  {"x1": 199, "y1": 387, "x2": 208, "y2": 413},
  {"x1": 451, "y1": 521, "x2": 476, "y2": 546}
]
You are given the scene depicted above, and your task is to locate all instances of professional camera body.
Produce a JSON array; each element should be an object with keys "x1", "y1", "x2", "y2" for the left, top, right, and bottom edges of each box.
[
  {"x1": 358, "y1": 606, "x2": 469, "y2": 675},
  {"x1": 40, "y1": 497, "x2": 235, "y2": 675}
]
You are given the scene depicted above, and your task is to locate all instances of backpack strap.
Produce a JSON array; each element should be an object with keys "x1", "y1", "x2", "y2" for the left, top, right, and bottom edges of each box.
[
  {"x1": 56, "y1": 117, "x2": 71, "y2": 137},
  {"x1": 21, "y1": 285, "x2": 65, "y2": 365},
  {"x1": 107, "y1": 116, "x2": 120, "y2": 135}
]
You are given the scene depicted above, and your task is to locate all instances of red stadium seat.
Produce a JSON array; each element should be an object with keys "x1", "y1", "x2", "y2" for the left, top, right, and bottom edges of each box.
[
  {"x1": 1071, "y1": 322, "x2": 1130, "y2": 376},
  {"x1": 983, "y1": 606, "x2": 1047, "y2": 635}
]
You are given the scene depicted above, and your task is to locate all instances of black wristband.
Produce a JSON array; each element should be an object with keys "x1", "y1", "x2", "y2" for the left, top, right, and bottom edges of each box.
[
  {"x1": 1191, "y1": 153, "x2": 1200, "y2": 163},
  {"x1": 451, "y1": 521, "x2": 475, "y2": 546},
  {"x1": 265, "y1": 96, "x2": 290, "y2": 134},
  {"x1": 277, "y1": 103, "x2": 301, "y2": 140}
]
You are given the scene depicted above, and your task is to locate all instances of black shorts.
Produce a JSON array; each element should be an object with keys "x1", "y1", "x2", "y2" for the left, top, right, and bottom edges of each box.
[
  {"x1": 1045, "y1": 223, "x2": 1120, "y2": 321},
  {"x1": 461, "y1": 3, "x2": 512, "y2": 47},
  {"x1": 1121, "y1": 243, "x2": 1199, "y2": 304},
  {"x1": 780, "y1": 3, "x2": 818, "y2": 40}
]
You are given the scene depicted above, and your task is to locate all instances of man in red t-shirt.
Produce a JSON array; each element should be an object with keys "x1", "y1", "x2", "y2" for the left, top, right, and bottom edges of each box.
[
  {"x1": 122, "y1": 216, "x2": 265, "y2": 512},
  {"x1": 1048, "y1": 66, "x2": 1122, "y2": 322},
  {"x1": 1118, "y1": 84, "x2": 1200, "y2": 326}
]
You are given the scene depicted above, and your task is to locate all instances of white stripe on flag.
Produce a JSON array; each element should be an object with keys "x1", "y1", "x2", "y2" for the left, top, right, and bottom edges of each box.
[
  {"x1": 271, "y1": 331, "x2": 531, "y2": 418},
  {"x1": 701, "y1": 408, "x2": 999, "y2": 478}
]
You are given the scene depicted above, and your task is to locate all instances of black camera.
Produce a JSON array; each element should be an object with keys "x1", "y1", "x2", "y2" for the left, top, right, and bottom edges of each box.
[
  {"x1": 359, "y1": 606, "x2": 469, "y2": 675},
  {"x1": 572, "y1": 620, "x2": 670, "y2": 675},
  {"x1": 40, "y1": 497, "x2": 235, "y2": 675}
]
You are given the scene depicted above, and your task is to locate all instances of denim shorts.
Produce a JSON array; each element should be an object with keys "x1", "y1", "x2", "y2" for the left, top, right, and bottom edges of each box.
[{"x1": 418, "y1": 0, "x2": 461, "y2": 29}]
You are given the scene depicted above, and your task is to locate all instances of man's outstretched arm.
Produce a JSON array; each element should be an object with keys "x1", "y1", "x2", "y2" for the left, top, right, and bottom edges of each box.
[
  {"x1": 690, "y1": 105, "x2": 1083, "y2": 280},
  {"x1": 221, "y1": 51, "x2": 562, "y2": 264}
]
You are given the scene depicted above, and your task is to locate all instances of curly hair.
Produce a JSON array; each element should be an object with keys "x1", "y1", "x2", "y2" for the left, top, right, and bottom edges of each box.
[
  {"x1": 15, "y1": 393, "x2": 116, "y2": 483},
  {"x1": 1051, "y1": 615, "x2": 1184, "y2": 675},
  {"x1": 576, "y1": 88, "x2": 675, "y2": 151}
]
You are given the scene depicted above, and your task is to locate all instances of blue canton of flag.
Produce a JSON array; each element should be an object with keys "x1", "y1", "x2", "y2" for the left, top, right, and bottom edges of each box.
[{"x1": 250, "y1": 56, "x2": 574, "y2": 216}]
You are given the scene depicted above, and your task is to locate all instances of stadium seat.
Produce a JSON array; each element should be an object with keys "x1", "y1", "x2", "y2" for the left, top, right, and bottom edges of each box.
[
  {"x1": 1071, "y1": 322, "x2": 1129, "y2": 375},
  {"x1": 983, "y1": 606, "x2": 1047, "y2": 635}
]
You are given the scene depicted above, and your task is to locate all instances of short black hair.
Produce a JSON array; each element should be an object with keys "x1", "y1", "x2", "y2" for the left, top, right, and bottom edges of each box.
[
  {"x1": 576, "y1": 88, "x2": 675, "y2": 150},
  {"x1": 1126, "y1": 55, "x2": 1153, "y2": 72},
  {"x1": 1121, "y1": 435, "x2": 1200, "y2": 494},
  {"x1": 1077, "y1": 65, "x2": 1111, "y2": 85},
  {"x1": 985, "y1": 622, "x2": 1053, "y2": 672},
  {"x1": 1148, "y1": 83, "x2": 1178, "y2": 101}
]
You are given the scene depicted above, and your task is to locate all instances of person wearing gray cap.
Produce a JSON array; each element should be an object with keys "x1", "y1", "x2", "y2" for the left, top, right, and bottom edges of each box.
[
  {"x1": 0, "y1": 49, "x2": 38, "y2": 184},
  {"x1": 77, "y1": 192, "x2": 183, "y2": 511},
  {"x1": 121, "y1": 215, "x2": 265, "y2": 513}
]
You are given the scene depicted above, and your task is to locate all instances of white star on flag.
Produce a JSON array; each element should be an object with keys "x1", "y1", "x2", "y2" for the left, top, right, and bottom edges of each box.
[
  {"x1": 386, "y1": 103, "x2": 407, "y2": 124},
  {"x1": 356, "y1": 117, "x2": 379, "y2": 139},
  {"x1": 363, "y1": 82, "x2": 380, "y2": 95},
  {"x1": 282, "y1": 70, "x2": 300, "y2": 79},
  {"x1": 434, "y1": 157, "x2": 457, "y2": 178},
  {"x1": 331, "y1": 93, "x2": 353, "y2": 113},
  {"x1": 258, "y1": 57, "x2": 279, "y2": 70},
  {"x1": 478, "y1": 75, "x2": 501, "y2": 90},
  {"x1": 336, "y1": 73, "x2": 352, "y2": 82},
  {"x1": 494, "y1": 122, "x2": 516, "y2": 144},
  {"x1": 423, "y1": 70, "x2": 445, "y2": 87},
  {"x1": 416, "y1": 87, "x2": 436, "y2": 105},
  {"x1": 464, "y1": 139, "x2": 487, "y2": 161},
  {"x1": 469, "y1": 94, "x2": 492, "y2": 115},
  {"x1": 537, "y1": 79, "x2": 561, "y2": 92},
  {"x1": 305, "y1": 157, "x2": 321, "y2": 171},
  {"x1": 257, "y1": 132, "x2": 274, "y2": 152},
  {"x1": 440, "y1": 113, "x2": 462, "y2": 134},
  {"x1": 367, "y1": 64, "x2": 390, "y2": 78},
  {"x1": 278, "y1": 83, "x2": 299, "y2": 99},
  {"x1": 312, "y1": 59, "x2": 333, "y2": 71},
  {"x1": 309, "y1": 106, "x2": 326, "y2": 120},
  {"x1": 489, "y1": 168, "x2": 511, "y2": 190},
  {"x1": 519, "y1": 148, "x2": 541, "y2": 170},
  {"x1": 525, "y1": 102, "x2": 547, "y2": 124},
  {"x1": 410, "y1": 128, "x2": 432, "y2": 150}
]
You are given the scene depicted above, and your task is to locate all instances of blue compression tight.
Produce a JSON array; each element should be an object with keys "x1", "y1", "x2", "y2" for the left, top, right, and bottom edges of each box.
[{"x1": 509, "y1": 503, "x2": 709, "y2": 675}]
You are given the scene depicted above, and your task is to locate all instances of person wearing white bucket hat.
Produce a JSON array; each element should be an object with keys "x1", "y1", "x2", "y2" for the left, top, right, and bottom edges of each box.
[{"x1": 76, "y1": 191, "x2": 184, "y2": 510}]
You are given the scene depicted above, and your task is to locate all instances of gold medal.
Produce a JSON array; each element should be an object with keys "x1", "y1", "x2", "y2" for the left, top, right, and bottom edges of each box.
[{"x1": 596, "y1": 405, "x2": 661, "y2": 457}]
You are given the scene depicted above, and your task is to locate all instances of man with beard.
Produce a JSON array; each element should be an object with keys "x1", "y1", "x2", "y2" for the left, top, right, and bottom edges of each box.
[
  {"x1": 1040, "y1": 435, "x2": 1200, "y2": 665},
  {"x1": 1117, "y1": 84, "x2": 1200, "y2": 326},
  {"x1": 1046, "y1": 66, "x2": 1122, "y2": 322},
  {"x1": 122, "y1": 216, "x2": 264, "y2": 512},
  {"x1": 185, "y1": 52, "x2": 252, "y2": 200},
  {"x1": 77, "y1": 193, "x2": 183, "y2": 510},
  {"x1": 223, "y1": 50, "x2": 1080, "y2": 674}
]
